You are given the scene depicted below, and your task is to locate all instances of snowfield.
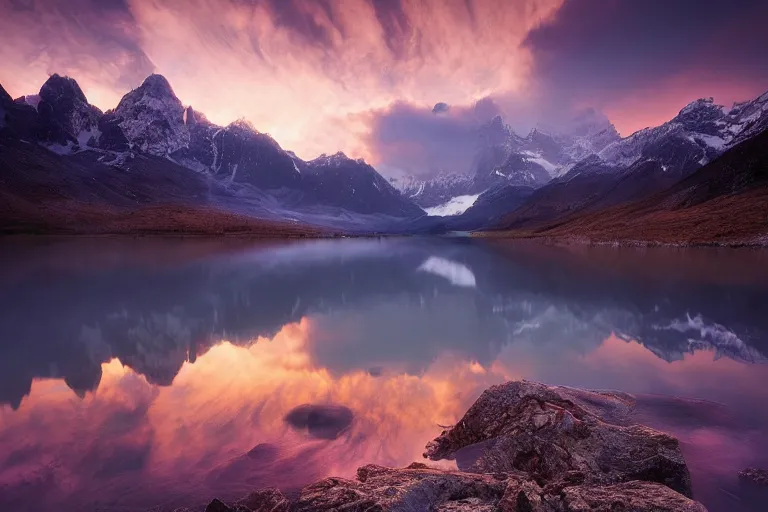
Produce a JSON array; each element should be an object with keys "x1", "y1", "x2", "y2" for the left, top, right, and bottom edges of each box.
[{"x1": 424, "y1": 193, "x2": 481, "y2": 217}]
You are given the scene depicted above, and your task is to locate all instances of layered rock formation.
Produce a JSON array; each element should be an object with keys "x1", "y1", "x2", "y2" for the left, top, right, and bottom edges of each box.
[{"x1": 193, "y1": 380, "x2": 707, "y2": 512}]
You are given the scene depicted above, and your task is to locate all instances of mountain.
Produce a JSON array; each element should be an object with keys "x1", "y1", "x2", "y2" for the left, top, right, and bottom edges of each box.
[
  {"x1": 492, "y1": 126, "x2": 768, "y2": 245},
  {"x1": 111, "y1": 74, "x2": 189, "y2": 155},
  {"x1": 389, "y1": 172, "x2": 478, "y2": 210},
  {"x1": 36, "y1": 74, "x2": 102, "y2": 148},
  {"x1": 0, "y1": 136, "x2": 323, "y2": 236},
  {"x1": 4, "y1": 72, "x2": 768, "y2": 239},
  {"x1": 497, "y1": 92, "x2": 768, "y2": 230},
  {"x1": 0, "y1": 74, "x2": 425, "y2": 231},
  {"x1": 174, "y1": 115, "x2": 303, "y2": 190},
  {"x1": 303, "y1": 153, "x2": 423, "y2": 217},
  {"x1": 392, "y1": 112, "x2": 621, "y2": 214},
  {"x1": 1, "y1": 83, "x2": 43, "y2": 141},
  {"x1": 599, "y1": 94, "x2": 768, "y2": 169},
  {"x1": 445, "y1": 184, "x2": 535, "y2": 231}
]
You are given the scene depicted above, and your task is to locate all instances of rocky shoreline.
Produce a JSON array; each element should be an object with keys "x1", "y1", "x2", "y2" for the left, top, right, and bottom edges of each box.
[{"x1": 183, "y1": 380, "x2": 716, "y2": 511}]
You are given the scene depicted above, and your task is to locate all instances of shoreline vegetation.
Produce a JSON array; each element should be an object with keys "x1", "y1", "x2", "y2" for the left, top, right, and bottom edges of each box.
[{"x1": 185, "y1": 380, "x2": 722, "y2": 512}]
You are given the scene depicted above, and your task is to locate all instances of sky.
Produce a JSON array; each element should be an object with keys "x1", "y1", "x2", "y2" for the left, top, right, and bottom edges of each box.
[{"x1": 1, "y1": 0, "x2": 767, "y2": 178}]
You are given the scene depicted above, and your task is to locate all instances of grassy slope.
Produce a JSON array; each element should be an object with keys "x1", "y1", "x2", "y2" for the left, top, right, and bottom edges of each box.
[{"x1": 0, "y1": 200, "x2": 325, "y2": 237}]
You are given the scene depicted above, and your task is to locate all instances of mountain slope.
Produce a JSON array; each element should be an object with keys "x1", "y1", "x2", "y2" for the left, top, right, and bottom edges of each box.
[
  {"x1": 488, "y1": 128, "x2": 768, "y2": 245},
  {"x1": 35, "y1": 74, "x2": 102, "y2": 147},
  {"x1": 446, "y1": 184, "x2": 535, "y2": 231},
  {"x1": 0, "y1": 137, "x2": 321, "y2": 236},
  {"x1": 1, "y1": 74, "x2": 425, "y2": 224},
  {"x1": 111, "y1": 74, "x2": 189, "y2": 155},
  {"x1": 303, "y1": 153, "x2": 424, "y2": 217},
  {"x1": 496, "y1": 92, "x2": 768, "y2": 231},
  {"x1": 391, "y1": 111, "x2": 621, "y2": 211}
]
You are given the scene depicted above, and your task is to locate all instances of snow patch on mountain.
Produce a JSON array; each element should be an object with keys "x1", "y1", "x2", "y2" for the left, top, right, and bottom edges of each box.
[
  {"x1": 424, "y1": 193, "x2": 482, "y2": 216},
  {"x1": 521, "y1": 151, "x2": 558, "y2": 174},
  {"x1": 688, "y1": 133, "x2": 726, "y2": 150}
]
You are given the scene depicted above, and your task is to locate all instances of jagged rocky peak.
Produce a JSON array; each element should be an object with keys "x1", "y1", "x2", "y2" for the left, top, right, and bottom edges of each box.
[
  {"x1": 136, "y1": 73, "x2": 177, "y2": 99},
  {"x1": 478, "y1": 114, "x2": 511, "y2": 146},
  {"x1": 0, "y1": 83, "x2": 12, "y2": 104},
  {"x1": 678, "y1": 97, "x2": 717, "y2": 115},
  {"x1": 527, "y1": 126, "x2": 554, "y2": 141},
  {"x1": 0, "y1": 82, "x2": 42, "y2": 137},
  {"x1": 40, "y1": 74, "x2": 89, "y2": 105},
  {"x1": 222, "y1": 118, "x2": 288, "y2": 153},
  {"x1": 113, "y1": 73, "x2": 190, "y2": 156},
  {"x1": 312, "y1": 151, "x2": 358, "y2": 166},
  {"x1": 226, "y1": 118, "x2": 258, "y2": 133},
  {"x1": 183, "y1": 106, "x2": 211, "y2": 126},
  {"x1": 674, "y1": 97, "x2": 725, "y2": 131},
  {"x1": 36, "y1": 73, "x2": 101, "y2": 145}
]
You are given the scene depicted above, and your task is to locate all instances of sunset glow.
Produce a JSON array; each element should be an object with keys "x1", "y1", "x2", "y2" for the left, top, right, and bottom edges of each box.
[{"x1": 2, "y1": 0, "x2": 765, "y2": 172}]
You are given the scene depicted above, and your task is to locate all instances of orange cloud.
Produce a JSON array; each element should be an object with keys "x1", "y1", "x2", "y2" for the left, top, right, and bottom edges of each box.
[{"x1": 0, "y1": 0, "x2": 563, "y2": 164}]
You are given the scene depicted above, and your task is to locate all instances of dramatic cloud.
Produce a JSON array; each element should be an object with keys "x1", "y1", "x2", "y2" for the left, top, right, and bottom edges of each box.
[
  {"x1": 0, "y1": 0, "x2": 765, "y2": 173},
  {"x1": 523, "y1": 0, "x2": 768, "y2": 135},
  {"x1": 0, "y1": 0, "x2": 562, "y2": 163},
  {"x1": 359, "y1": 98, "x2": 502, "y2": 177},
  {"x1": 0, "y1": 0, "x2": 155, "y2": 108}
]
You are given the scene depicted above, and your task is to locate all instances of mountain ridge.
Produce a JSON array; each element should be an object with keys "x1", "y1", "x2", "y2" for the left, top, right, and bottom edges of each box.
[
  {"x1": 2, "y1": 73, "x2": 767, "y2": 240},
  {"x1": 1, "y1": 73, "x2": 425, "y2": 225},
  {"x1": 489, "y1": 127, "x2": 768, "y2": 246}
]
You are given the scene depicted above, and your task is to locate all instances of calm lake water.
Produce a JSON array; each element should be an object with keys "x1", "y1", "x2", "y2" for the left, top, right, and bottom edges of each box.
[{"x1": 1, "y1": 237, "x2": 767, "y2": 512}]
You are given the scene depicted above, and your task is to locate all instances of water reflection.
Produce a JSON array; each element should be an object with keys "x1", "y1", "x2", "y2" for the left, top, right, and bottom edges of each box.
[{"x1": 0, "y1": 238, "x2": 767, "y2": 511}]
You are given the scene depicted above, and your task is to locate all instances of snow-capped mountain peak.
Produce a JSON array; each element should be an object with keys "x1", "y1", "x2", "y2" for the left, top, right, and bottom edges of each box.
[
  {"x1": 311, "y1": 151, "x2": 365, "y2": 167},
  {"x1": 678, "y1": 97, "x2": 715, "y2": 115},
  {"x1": 135, "y1": 74, "x2": 178, "y2": 100},
  {"x1": 596, "y1": 89, "x2": 768, "y2": 172},
  {"x1": 112, "y1": 73, "x2": 189, "y2": 156}
]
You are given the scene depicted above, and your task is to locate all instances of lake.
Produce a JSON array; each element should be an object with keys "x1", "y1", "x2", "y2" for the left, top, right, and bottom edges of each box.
[{"x1": 1, "y1": 237, "x2": 767, "y2": 511}]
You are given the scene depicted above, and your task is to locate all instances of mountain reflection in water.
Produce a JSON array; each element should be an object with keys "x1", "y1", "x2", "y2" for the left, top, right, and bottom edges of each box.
[{"x1": 0, "y1": 238, "x2": 767, "y2": 512}]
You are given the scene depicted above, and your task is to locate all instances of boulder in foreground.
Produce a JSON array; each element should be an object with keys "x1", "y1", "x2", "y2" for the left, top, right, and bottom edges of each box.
[
  {"x1": 424, "y1": 380, "x2": 692, "y2": 497},
  {"x1": 199, "y1": 380, "x2": 707, "y2": 511}
]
